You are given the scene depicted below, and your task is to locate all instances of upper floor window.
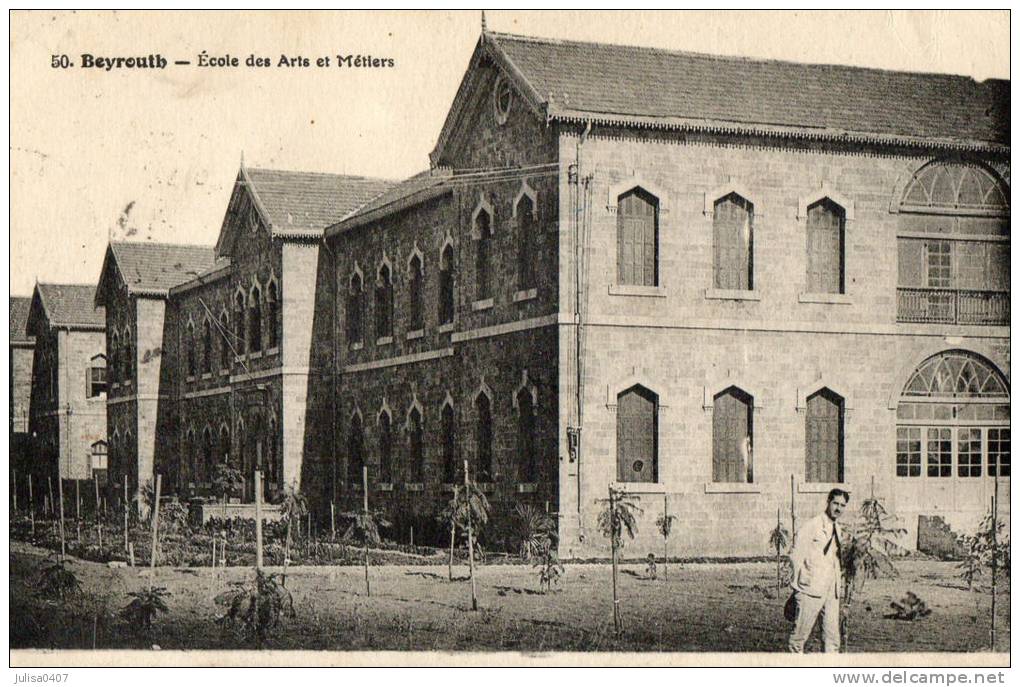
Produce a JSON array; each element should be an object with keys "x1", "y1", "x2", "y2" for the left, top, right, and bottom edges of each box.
[
  {"x1": 713, "y1": 386, "x2": 754, "y2": 483},
  {"x1": 517, "y1": 388, "x2": 538, "y2": 482},
  {"x1": 90, "y1": 440, "x2": 108, "y2": 471},
  {"x1": 87, "y1": 354, "x2": 107, "y2": 398},
  {"x1": 616, "y1": 385, "x2": 657, "y2": 483},
  {"x1": 122, "y1": 329, "x2": 133, "y2": 381},
  {"x1": 806, "y1": 199, "x2": 846, "y2": 294},
  {"x1": 219, "y1": 312, "x2": 230, "y2": 369},
  {"x1": 378, "y1": 411, "x2": 393, "y2": 483},
  {"x1": 219, "y1": 425, "x2": 231, "y2": 467},
  {"x1": 439, "y1": 245, "x2": 455, "y2": 325},
  {"x1": 442, "y1": 402, "x2": 456, "y2": 483},
  {"x1": 901, "y1": 160, "x2": 1009, "y2": 214},
  {"x1": 186, "y1": 321, "x2": 196, "y2": 377},
  {"x1": 266, "y1": 281, "x2": 279, "y2": 350},
  {"x1": 408, "y1": 407, "x2": 424, "y2": 482},
  {"x1": 475, "y1": 210, "x2": 493, "y2": 301},
  {"x1": 375, "y1": 264, "x2": 393, "y2": 340},
  {"x1": 475, "y1": 392, "x2": 493, "y2": 481},
  {"x1": 617, "y1": 188, "x2": 659, "y2": 287},
  {"x1": 202, "y1": 318, "x2": 212, "y2": 374},
  {"x1": 517, "y1": 193, "x2": 538, "y2": 290},
  {"x1": 408, "y1": 255, "x2": 424, "y2": 332},
  {"x1": 713, "y1": 193, "x2": 754, "y2": 290},
  {"x1": 348, "y1": 414, "x2": 364, "y2": 485},
  {"x1": 249, "y1": 287, "x2": 263, "y2": 353},
  {"x1": 347, "y1": 273, "x2": 364, "y2": 346},
  {"x1": 109, "y1": 332, "x2": 119, "y2": 384},
  {"x1": 805, "y1": 388, "x2": 845, "y2": 483},
  {"x1": 234, "y1": 293, "x2": 246, "y2": 355}
]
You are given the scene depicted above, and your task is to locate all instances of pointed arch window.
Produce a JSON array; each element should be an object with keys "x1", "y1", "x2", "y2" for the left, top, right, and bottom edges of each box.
[
  {"x1": 249, "y1": 287, "x2": 263, "y2": 353},
  {"x1": 713, "y1": 386, "x2": 754, "y2": 483},
  {"x1": 201, "y1": 427, "x2": 213, "y2": 482},
  {"x1": 617, "y1": 188, "x2": 659, "y2": 287},
  {"x1": 806, "y1": 199, "x2": 846, "y2": 294},
  {"x1": 475, "y1": 393, "x2": 493, "y2": 481},
  {"x1": 439, "y1": 245, "x2": 455, "y2": 325},
  {"x1": 409, "y1": 255, "x2": 424, "y2": 332},
  {"x1": 219, "y1": 425, "x2": 231, "y2": 467},
  {"x1": 347, "y1": 273, "x2": 364, "y2": 346},
  {"x1": 517, "y1": 388, "x2": 538, "y2": 482},
  {"x1": 713, "y1": 194, "x2": 754, "y2": 290},
  {"x1": 186, "y1": 321, "x2": 196, "y2": 378},
  {"x1": 442, "y1": 403, "x2": 456, "y2": 483},
  {"x1": 219, "y1": 312, "x2": 230, "y2": 369},
  {"x1": 475, "y1": 210, "x2": 493, "y2": 301},
  {"x1": 87, "y1": 354, "x2": 107, "y2": 398},
  {"x1": 267, "y1": 281, "x2": 279, "y2": 350},
  {"x1": 110, "y1": 331, "x2": 119, "y2": 384},
  {"x1": 805, "y1": 388, "x2": 845, "y2": 483},
  {"x1": 90, "y1": 440, "x2": 108, "y2": 472},
  {"x1": 616, "y1": 385, "x2": 658, "y2": 483},
  {"x1": 408, "y1": 407, "x2": 424, "y2": 482},
  {"x1": 123, "y1": 329, "x2": 133, "y2": 381},
  {"x1": 202, "y1": 318, "x2": 212, "y2": 374},
  {"x1": 379, "y1": 411, "x2": 393, "y2": 483},
  {"x1": 267, "y1": 417, "x2": 278, "y2": 487},
  {"x1": 517, "y1": 194, "x2": 537, "y2": 290},
  {"x1": 375, "y1": 264, "x2": 393, "y2": 340},
  {"x1": 234, "y1": 293, "x2": 246, "y2": 355}
]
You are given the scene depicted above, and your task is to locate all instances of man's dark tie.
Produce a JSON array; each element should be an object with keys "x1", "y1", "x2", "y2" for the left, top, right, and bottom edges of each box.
[{"x1": 823, "y1": 525, "x2": 840, "y2": 557}]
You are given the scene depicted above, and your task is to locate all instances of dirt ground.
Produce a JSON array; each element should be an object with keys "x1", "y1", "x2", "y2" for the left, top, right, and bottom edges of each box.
[{"x1": 10, "y1": 541, "x2": 1009, "y2": 653}]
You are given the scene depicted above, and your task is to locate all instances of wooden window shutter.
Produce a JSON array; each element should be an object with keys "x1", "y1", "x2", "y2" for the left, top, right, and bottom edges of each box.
[{"x1": 616, "y1": 386, "x2": 657, "y2": 483}]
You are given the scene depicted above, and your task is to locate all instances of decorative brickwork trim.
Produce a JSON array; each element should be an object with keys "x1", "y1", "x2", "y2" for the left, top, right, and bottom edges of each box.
[
  {"x1": 452, "y1": 314, "x2": 557, "y2": 343},
  {"x1": 343, "y1": 347, "x2": 454, "y2": 374}
]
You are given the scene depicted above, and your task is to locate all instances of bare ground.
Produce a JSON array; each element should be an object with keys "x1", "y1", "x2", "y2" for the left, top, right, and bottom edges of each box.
[{"x1": 10, "y1": 541, "x2": 1008, "y2": 653}]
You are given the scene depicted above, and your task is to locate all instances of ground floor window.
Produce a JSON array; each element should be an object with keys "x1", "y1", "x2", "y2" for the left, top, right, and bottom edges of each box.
[{"x1": 897, "y1": 425, "x2": 1009, "y2": 480}]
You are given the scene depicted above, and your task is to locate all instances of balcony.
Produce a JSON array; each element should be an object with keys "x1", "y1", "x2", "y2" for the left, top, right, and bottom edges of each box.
[{"x1": 897, "y1": 288, "x2": 1009, "y2": 326}]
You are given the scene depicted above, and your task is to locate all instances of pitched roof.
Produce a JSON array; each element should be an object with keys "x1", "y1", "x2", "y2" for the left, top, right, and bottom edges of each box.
[
  {"x1": 10, "y1": 296, "x2": 34, "y2": 343},
  {"x1": 107, "y1": 241, "x2": 218, "y2": 297},
  {"x1": 325, "y1": 169, "x2": 453, "y2": 236},
  {"x1": 434, "y1": 31, "x2": 1008, "y2": 162},
  {"x1": 244, "y1": 167, "x2": 397, "y2": 236},
  {"x1": 35, "y1": 283, "x2": 105, "y2": 330}
]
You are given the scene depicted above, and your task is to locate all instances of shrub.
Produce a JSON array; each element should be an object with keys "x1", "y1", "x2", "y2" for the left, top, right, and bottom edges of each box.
[
  {"x1": 120, "y1": 587, "x2": 171, "y2": 633},
  {"x1": 216, "y1": 569, "x2": 294, "y2": 647},
  {"x1": 35, "y1": 556, "x2": 82, "y2": 601}
]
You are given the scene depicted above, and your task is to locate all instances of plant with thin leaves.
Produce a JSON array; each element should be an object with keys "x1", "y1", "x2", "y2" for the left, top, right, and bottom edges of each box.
[
  {"x1": 339, "y1": 507, "x2": 391, "y2": 545},
  {"x1": 438, "y1": 483, "x2": 491, "y2": 580},
  {"x1": 536, "y1": 545, "x2": 565, "y2": 592},
  {"x1": 957, "y1": 508, "x2": 1010, "y2": 591},
  {"x1": 211, "y1": 462, "x2": 244, "y2": 509},
  {"x1": 514, "y1": 503, "x2": 555, "y2": 561},
  {"x1": 278, "y1": 482, "x2": 308, "y2": 585},
  {"x1": 655, "y1": 511, "x2": 678, "y2": 579},
  {"x1": 35, "y1": 555, "x2": 82, "y2": 601},
  {"x1": 121, "y1": 587, "x2": 171, "y2": 635},
  {"x1": 768, "y1": 516, "x2": 791, "y2": 596},
  {"x1": 839, "y1": 495, "x2": 907, "y2": 650},
  {"x1": 216, "y1": 569, "x2": 294, "y2": 648},
  {"x1": 597, "y1": 489, "x2": 642, "y2": 634}
]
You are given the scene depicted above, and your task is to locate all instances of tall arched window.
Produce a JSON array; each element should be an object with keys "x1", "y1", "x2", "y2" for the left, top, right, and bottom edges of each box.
[
  {"x1": 375, "y1": 264, "x2": 393, "y2": 340},
  {"x1": 186, "y1": 321, "x2": 196, "y2": 377},
  {"x1": 219, "y1": 311, "x2": 230, "y2": 369},
  {"x1": 349, "y1": 414, "x2": 365, "y2": 486},
  {"x1": 347, "y1": 273, "x2": 364, "y2": 346},
  {"x1": 517, "y1": 388, "x2": 537, "y2": 482},
  {"x1": 378, "y1": 411, "x2": 393, "y2": 483},
  {"x1": 517, "y1": 194, "x2": 537, "y2": 290},
  {"x1": 713, "y1": 193, "x2": 754, "y2": 290},
  {"x1": 202, "y1": 318, "x2": 212, "y2": 374},
  {"x1": 234, "y1": 293, "x2": 246, "y2": 355},
  {"x1": 185, "y1": 428, "x2": 196, "y2": 483},
  {"x1": 713, "y1": 387, "x2": 754, "y2": 483},
  {"x1": 617, "y1": 188, "x2": 659, "y2": 287},
  {"x1": 475, "y1": 210, "x2": 492, "y2": 301},
  {"x1": 219, "y1": 425, "x2": 231, "y2": 467},
  {"x1": 110, "y1": 331, "x2": 119, "y2": 384},
  {"x1": 896, "y1": 350, "x2": 1010, "y2": 479},
  {"x1": 408, "y1": 407, "x2": 424, "y2": 482},
  {"x1": 202, "y1": 427, "x2": 213, "y2": 482},
  {"x1": 897, "y1": 160, "x2": 1009, "y2": 325},
  {"x1": 475, "y1": 393, "x2": 493, "y2": 481},
  {"x1": 439, "y1": 245, "x2": 455, "y2": 325},
  {"x1": 442, "y1": 403, "x2": 456, "y2": 483},
  {"x1": 266, "y1": 281, "x2": 279, "y2": 350},
  {"x1": 87, "y1": 354, "x2": 107, "y2": 398},
  {"x1": 249, "y1": 287, "x2": 263, "y2": 353},
  {"x1": 805, "y1": 388, "x2": 845, "y2": 483},
  {"x1": 806, "y1": 199, "x2": 846, "y2": 294},
  {"x1": 409, "y1": 255, "x2": 424, "y2": 332},
  {"x1": 266, "y1": 417, "x2": 278, "y2": 488},
  {"x1": 123, "y1": 328, "x2": 133, "y2": 382},
  {"x1": 616, "y1": 385, "x2": 657, "y2": 483}
]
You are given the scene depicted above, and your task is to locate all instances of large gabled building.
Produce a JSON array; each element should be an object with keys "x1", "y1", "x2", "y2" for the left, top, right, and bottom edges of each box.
[{"x1": 10, "y1": 296, "x2": 36, "y2": 505}]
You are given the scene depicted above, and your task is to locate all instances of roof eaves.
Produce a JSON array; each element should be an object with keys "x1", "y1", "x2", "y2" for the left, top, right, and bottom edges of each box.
[
  {"x1": 325, "y1": 184, "x2": 453, "y2": 239},
  {"x1": 168, "y1": 262, "x2": 232, "y2": 297}
]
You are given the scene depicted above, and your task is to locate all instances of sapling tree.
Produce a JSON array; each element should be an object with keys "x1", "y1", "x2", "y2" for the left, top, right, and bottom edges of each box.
[
  {"x1": 768, "y1": 506, "x2": 791, "y2": 596},
  {"x1": 655, "y1": 503, "x2": 678, "y2": 580},
  {"x1": 439, "y1": 481, "x2": 491, "y2": 582},
  {"x1": 121, "y1": 587, "x2": 171, "y2": 642},
  {"x1": 597, "y1": 487, "x2": 642, "y2": 634},
  {"x1": 279, "y1": 482, "x2": 308, "y2": 586},
  {"x1": 514, "y1": 504, "x2": 563, "y2": 592},
  {"x1": 216, "y1": 569, "x2": 294, "y2": 648},
  {"x1": 211, "y1": 462, "x2": 244, "y2": 517},
  {"x1": 35, "y1": 555, "x2": 82, "y2": 601}
]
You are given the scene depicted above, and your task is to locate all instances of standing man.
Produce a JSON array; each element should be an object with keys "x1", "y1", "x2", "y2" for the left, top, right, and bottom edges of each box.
[{"x1": 788, "y1": 488, "x2": 850, "y2": 653}]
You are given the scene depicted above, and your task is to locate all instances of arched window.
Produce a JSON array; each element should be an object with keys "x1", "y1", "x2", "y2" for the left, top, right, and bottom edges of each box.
[
  {"x1": 219, "y1": 311, "x2": 230, "y2": 369},
  {"x1": 439, "y1": 245, "x2": 455, "y2": 325},
  {"x1": 442, "y1": 403, "x2": 456, "y2": 483},
  {"x1": 475, "y1": 393, "x2": 493, "y2": 481},
  {"x1": 375, "y1": 264, "x2": 393, "y2": 340},
  {"x1": 896, "y1": 350, "x2": 1010, "y2": 479},
  {"x1": 713, "y1": 193, "x2": 754, "y2": 290},
  {"x1": 87, "y1": 354, "x2": 107, "y2": 398},
  {"x1": 617, "y1": 188, "x2": 659, "y2": 287},
  {"x1": 185, "y1": 428, "x2": 196, "y2": 483},
  {"x1": 266, "y1": 417, "x2": 278, "y2": 487},
  {"x1": 347, "y1": 273, "x2": 364, "y2": 346},
  {"x1": 616, "y1": 385, "x2": 657, "y2": 483},
  {"x1": 806, "y1": 199, "x2": 846, "y2": 294},
  {"x1": 202, "y1": 427, "x2": 213, "y2": 482},
  {"x1": 409, "y1": 255, "x2": 424, "y2": 332},
  {"x1": 408, "y1": 407, "x2": 424, "y2": 482},
  {"x1": 234, "y1": 293, "x2": 246, "y2": 355},
  {"x1": 249, "y1": 287, "x2": 263, "y2": 353},
  {"x1": 517, "y1": 194, "x2": 537, "y2": 290},
  {"x1": 475, "y1": 210, "x2": 492, "y2": 301},
  {"x1": 348, "y1": 414, "x2": 364, "y2": 485},
  {"x1": 123, "y1": 328, "x2": 133, "y2": 381},
  {"x1": 219, "y1": 425, "x2": 231, "y2": 467},
  {"x1": 186, "y1": 321, "x2": 196, "y2": 377},
  {"x1": 713, "y1": 386, "x2": 754, "y2": 483},
  {"x1": 378, "y1": 411, "x2": 392, "y2": 483},
  {"x1": 266, "y1": 281, "x2": 279, "y2": 350},
  {"x1": 202, "y1": 318, "x2": 212, "y2": 374},
  {"x1": 109, "y1": 331, "x2": 119, "y2": 384},
  {"x1": 517, "y1": 388, "x2": 537, "y2": 482},
  {"x1": 897, "y1": 161, "x2": 1009, "y2": 325},
  {"x1": 805, "y1": 389, "x2": 844, "y2": 483},
  {"x1": 90, "y1": 440, "x2": 108, "y2": 472}
]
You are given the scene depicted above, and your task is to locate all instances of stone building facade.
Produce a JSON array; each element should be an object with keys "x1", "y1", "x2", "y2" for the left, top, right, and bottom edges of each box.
[
  {"x1": 25, "y1": 283, "x2": 107, "y2": 496},
  {"x1": 10, "y1": 296, "x2": 35, "y2": 506}
]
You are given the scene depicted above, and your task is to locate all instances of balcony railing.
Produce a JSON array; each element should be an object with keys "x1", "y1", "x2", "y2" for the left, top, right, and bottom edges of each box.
[{"x1": 897, "y1": 287, "x2": 1009, "y2": 325}]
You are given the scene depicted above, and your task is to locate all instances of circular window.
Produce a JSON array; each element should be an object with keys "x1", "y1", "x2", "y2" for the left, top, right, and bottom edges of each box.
[
  {"x1": 493, "y1": 75, "x2": 512, "y2": 125},
  {"x1": 632, "y1": 460, "x2": 644, "y2": 474}
]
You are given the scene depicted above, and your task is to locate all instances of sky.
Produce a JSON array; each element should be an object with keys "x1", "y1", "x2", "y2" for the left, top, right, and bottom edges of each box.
[{"x1": 8, "y1": 10, "x2": 1010, "y2": 297}]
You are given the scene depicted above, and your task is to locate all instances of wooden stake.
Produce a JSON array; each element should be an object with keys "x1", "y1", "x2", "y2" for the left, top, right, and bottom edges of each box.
[
  {"x1": 362, "y1": 465, "x2": 371, "y2": 597},
  {"x1": 129, "y1": 542, "x2": 135, "y2": 567},
  {"x1": 94, "y1": 478, "x2": 101, "y2": 522},
  {"x1": 75, "y1": 479, "x2": 82, "y2": 543},
  {"x1": 211, "y1": 536, "x2": 217, "y2": 571},
  {"x1": 448, "y1": 485, "x2": 458, "y2": 581},
  {"x1": 990, "y1": 481, "x2": 999, "y2": 650},
  {"x1": 57, "y1": 475, "x2": 66, "y2": 559},
  {"x1": 609, "y1": 485, "x2": 621, "y2": 634},
  {"x1": 12, "y1": 469, "x2": 17, "y2": 512},
  {"x1": 790, "y1": 474, "x2": 796, "y2": 545},
  {"x1": 28, "y1": 474, "x2": 35, "y2": 537},
  {"x1": 410, "y1": 524, "x2": 414, "y2": 551},
  {"x1": 48, "y1": 476, "x2": 55, "y2": 516},
  {"x1": 149, "y1": 475, "x2": 162, "y2": 570},
  {"x1": 464, "y1": 460, "x2": 477, "y2": 611},
  {"x1": 330, "y1": 502, "x2": 336, "y2": 541},
  {"x1": 123, "y1": 474, "x2": 129, "y2": 552},
  {"x1": 663, "y1": 494, "x2": 669, "y2": 581},
  {"x1": 254, "y1": 470, "x2": 263, "y2": 570}
]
